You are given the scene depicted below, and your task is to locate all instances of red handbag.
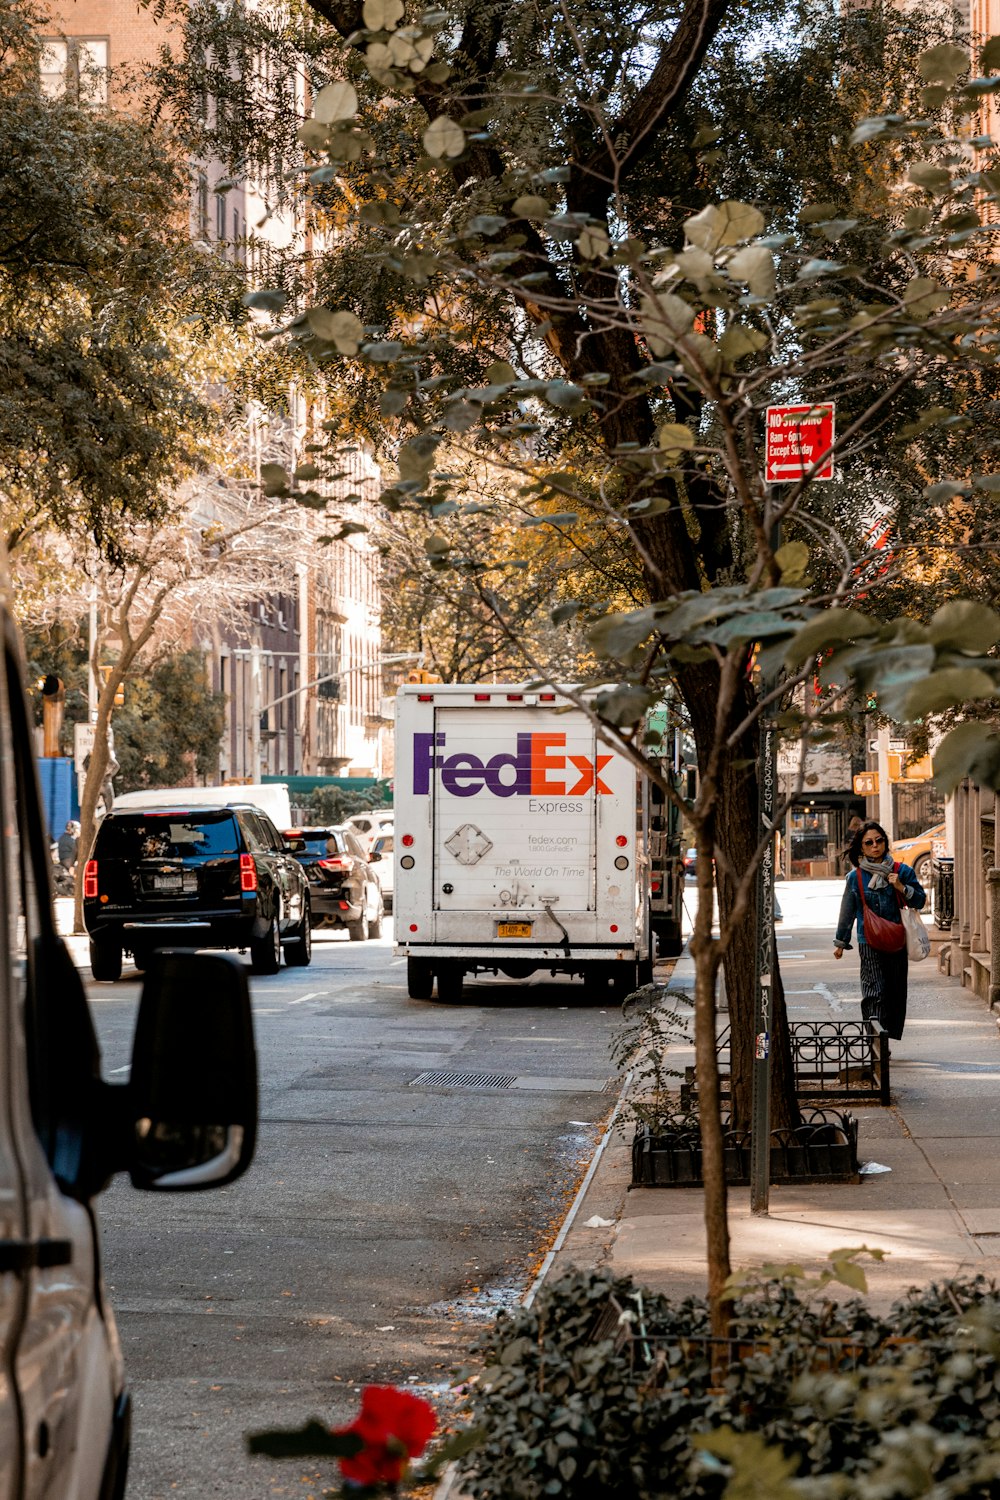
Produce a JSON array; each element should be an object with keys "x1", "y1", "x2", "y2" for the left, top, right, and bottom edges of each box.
[{"x1": 857, "y1": 866, "x2": 906, "y2": 953}]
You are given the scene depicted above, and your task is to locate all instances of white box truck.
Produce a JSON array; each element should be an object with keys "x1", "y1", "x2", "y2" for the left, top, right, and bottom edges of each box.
[{"x1": 393, "y1": 683, "x2": 653, "y2": 1002}]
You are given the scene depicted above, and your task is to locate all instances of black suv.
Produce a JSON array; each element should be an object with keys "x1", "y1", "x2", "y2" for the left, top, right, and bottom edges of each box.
[
  {"x1": 84, "y1": 803, "x2": 312, "y2": 979},
  {"x1": 285, "y1": 825, "x2": 384, "y2": 940}
]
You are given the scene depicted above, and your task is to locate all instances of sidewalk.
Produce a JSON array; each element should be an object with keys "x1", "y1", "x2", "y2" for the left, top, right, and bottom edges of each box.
[{"x1": 547, "y1": 878, "x2": 1000, "y2": 1309}]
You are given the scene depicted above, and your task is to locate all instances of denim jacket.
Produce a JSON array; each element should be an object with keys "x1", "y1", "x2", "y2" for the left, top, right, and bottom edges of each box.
[{"x1": 834, "y1": 863, "x2": 926, "y2": 950}]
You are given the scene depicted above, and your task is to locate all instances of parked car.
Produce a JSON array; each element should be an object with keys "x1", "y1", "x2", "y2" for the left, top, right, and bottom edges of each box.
[
  {"x1": 284, "y1": 824, "x2": 385, "y2": 939},
  {"x1": 890, "y1": 820, "x2": 945, "y2": 886},
  {"x1": 345, "y1": 809, "x2": 395, "y2": 852},
  {"x1": 370, "y1": 829, "x2": 394, "y2": 910},
  {"x1": 83, "y1": 803, "x2": 312, "y2": 979},
  {"x1": 0, "y1": 546, "x2": 258, "y2": 1500}
]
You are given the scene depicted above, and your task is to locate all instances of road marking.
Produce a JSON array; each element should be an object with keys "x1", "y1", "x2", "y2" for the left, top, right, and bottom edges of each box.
[
  {"x1": 108, "y1": 1065, "x2": 130, "y2": 1075},
  {"x1": 813, "y1": 981, "x2": 842, "y2": 1011},
  {"x1": 286, "y1": 991, "x2": 329, "y2": 1005}
]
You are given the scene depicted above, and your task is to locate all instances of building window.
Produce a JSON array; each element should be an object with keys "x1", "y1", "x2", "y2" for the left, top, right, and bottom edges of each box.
[
  {"x1": 216, "y1": 190, "x2": 226, "y2": 249},
  {"x1": 195, "y1": 174, "x2": 209, "y2": 240},
  {"x1": 40, "y1": 37, "x2": 109, "y2": 102}
]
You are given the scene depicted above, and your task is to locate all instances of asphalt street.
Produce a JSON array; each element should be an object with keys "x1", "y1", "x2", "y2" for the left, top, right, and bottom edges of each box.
[{"x1": 83, "y1": 920, "x2": 621, "y2": 1500}]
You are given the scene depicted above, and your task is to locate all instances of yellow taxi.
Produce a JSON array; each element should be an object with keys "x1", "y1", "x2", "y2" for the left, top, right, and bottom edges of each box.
[{"x1": 890, "y1": 821, "x2": 945, "y2": 886}]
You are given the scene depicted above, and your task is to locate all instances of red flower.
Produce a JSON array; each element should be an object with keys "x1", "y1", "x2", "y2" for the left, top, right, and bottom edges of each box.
[{"x1": 334, "y1": 1385, "x2": 437, "y2": 1488}]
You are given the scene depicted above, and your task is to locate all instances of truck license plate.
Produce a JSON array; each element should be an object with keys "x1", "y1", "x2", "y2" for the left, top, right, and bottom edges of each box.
[
  {"x1": 497, "y1": 921, "x2": 532, "y2": 938},
  {"x1": 155, "y1": 875, "x2": 182, "y2": 891}
]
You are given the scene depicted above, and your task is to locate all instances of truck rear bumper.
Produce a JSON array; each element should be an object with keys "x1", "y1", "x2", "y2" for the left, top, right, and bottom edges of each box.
[{"x1": 395, "y1": 942, "x2": 639, "y2": 962}]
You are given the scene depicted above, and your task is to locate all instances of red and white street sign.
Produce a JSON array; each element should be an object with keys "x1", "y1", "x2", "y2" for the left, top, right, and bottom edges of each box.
[{"x1": 765, "y1": 402, "x2": 835, "y2": 483}]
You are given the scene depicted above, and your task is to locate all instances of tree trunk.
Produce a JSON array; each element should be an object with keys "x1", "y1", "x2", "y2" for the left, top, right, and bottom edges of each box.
[
  {"x1": 679, "y1": 660, "x2": 799, "y2": 1132},
  {"x1": 690, "y1": 848, "x2": 731, "y2": 1334}
]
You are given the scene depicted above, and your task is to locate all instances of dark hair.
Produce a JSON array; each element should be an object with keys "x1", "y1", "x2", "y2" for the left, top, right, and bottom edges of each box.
[{"x1": 848, "y1": 819, "x2": 890, "y2": 868}]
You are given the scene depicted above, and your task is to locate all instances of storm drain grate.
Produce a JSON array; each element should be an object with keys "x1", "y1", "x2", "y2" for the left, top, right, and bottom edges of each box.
[{"x1": 410, "y1": 1069, "x2": 517, "y2": 1090}]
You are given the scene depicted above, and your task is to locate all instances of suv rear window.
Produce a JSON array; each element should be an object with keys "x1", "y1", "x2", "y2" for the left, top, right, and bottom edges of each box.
[
  {"x1": 96, "y1": 811, "x2": 241, "y2": 860},
  {"x1": 297, "y1": 832, "x2": 343, "y2": 856}
]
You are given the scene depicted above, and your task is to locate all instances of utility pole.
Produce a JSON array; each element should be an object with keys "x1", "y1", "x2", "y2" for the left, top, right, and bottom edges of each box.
[{"x1": 250, "y1": 644, "x2": 261, "y2": 782}]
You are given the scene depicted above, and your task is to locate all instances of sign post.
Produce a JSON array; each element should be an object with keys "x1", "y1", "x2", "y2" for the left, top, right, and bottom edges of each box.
[
  {"x1": 765, "y1": 403, "x2": 836, "y2": 483},
  {"x1": 750, "y1": 701, "x2": 777, "y2": 1216}
]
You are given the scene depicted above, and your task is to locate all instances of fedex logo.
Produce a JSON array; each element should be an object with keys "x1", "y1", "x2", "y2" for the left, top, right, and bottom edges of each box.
[{"x1": 413, "y1": 732, "x2": 613, "y2": 799}]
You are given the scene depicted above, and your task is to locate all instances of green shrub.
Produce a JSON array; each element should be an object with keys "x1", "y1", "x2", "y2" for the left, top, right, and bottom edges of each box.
[{"x1": 456, "y1": 1269, "x2": 1000, "y2": 1499}]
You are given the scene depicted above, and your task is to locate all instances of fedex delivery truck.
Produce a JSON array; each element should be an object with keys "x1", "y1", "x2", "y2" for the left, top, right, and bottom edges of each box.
[{"x1": 393, "y1": 683, "x2": 654, "y2": 1002}]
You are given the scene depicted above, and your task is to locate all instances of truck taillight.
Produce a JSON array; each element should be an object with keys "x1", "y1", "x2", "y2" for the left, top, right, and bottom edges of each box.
[
  {"x1": 474, "y1": 693, "x2": 490, "y2": 701},
  {"x1": 401, "y1": 834, "x2": 414, "y2": 847},
  {"x1": 83, "y1": 860, "x2": 98, "y2": 899},
  {"x1": 240, "y1": 854, "x2": 257, "y2": 892},
  {"x1": 651, "y1": 877, "x2": 662, "y2": 893},
  {"x1": 616, "y1": 835, "x2": 628, "y2": 847}
]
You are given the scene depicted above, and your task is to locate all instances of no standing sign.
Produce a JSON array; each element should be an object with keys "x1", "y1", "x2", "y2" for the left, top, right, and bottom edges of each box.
[{"x1": 765, "y1": 402, "x2": 836, "y2": 482}]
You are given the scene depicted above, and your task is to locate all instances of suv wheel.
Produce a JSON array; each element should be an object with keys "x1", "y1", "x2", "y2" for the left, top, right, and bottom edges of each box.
[
  {"x1": 368, "y1": 897, "x2": 384, "y2": 940},
  {"x1": 251, "y1": 913, "x2": 282, "y2": 974},
  {"x1": 90, "y1": 938, "x2": 122, "y2": 982},
  {"x1": 347, "y1": 909, "x2": 369, "y2": 941},
  {"x1": 284, "y1": 899, "x2": 313, "y2": 967}
]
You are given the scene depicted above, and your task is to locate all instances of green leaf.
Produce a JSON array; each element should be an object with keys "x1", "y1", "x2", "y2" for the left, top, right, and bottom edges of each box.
[
  {"x1": 784, "y1": 609, "x2": 876, "y2": 667},
  {"x1": 243, "y1": 289, "x2": 288, "y2": 313},
  {"x1": 908, "y1": 161, "x2": 952, "y2": 194},
  {"x1": 685, "y1": 200, "x2": 764, "y2": 251},
  {"x1": 293, "y1": 463, "x2": 320, "y2": 481},
  {"x1": 362, "y1": 0, "x2": 404, "y2": 28},
  {"x1": 692, "y1": 1428, "x2": 801, "y2": 1500},
  {"x1": 983, "y1": 35, "x2": 1000, "y2": 73},
  {"x1": 797, "y1": 258, "x2": 844, "y2": 281},
  {"x1": 260, "y1": 463, "x2": 289, "y2": 495},
  {"x1": 639, "y1": 293, "x2": 695, "y2": 355},
  {"x1": 903, "y1": 275, "x2": 950, "y2": 318},
  {"x1": 917, "y1": 41, "x2": 969, "y2": 85},
  {"x1": 313, "y1": 82, "x2": 358, "y2": 123},
  {"x1": 726, "y1": 245, "x2": 775, "y2": 297},
  {"x1": 923, "y1": 481, "x2": 969, "y2": 502},
  {"x1": 544, "y1": 381, "x2": 587, "y2": 411},
  {"x1": 307, "y1": 308, "x2": 364, "y2": 355},
  {"x1": 551, "y1": 602, "x2": 582, "y2": 625},
  {"x1": 933, "y1": 721, "x2": 1000, "y2": 794},
  {"x1": 927, "y1": 600, "x2": 1000, "y2": 652},
  {"x1": 827, "y1": 1257, "x2": 868, "y2": 1293},
  {"x1": 587, "y1": 606, "x2": 659, "y2": 657},
  {"x1": 486, "y1": 360, "x2": 517, "y2": 383},
  {"x1": 902, "y1": 667, "x2": 998, "y2": 719},
  {"x1": 423, "y1": 115, "x2": 465, "y2": 158},
  {"x1": 657, "y1": 422, "x2": 695, "y2": 454},
  {"x1": 511, "y1": 194, "x2": 551, "y2": 219},
  {"x1": 975, "y1": 474, "x2": 1000, "y2": 492},
  {"x1": 577, "y1": 224, "x2": 610, "y2": 258},
  {"x1": 775, "y1": 540, "x2": 810, "y2": 585},
  {"x1": 850, "y1": 117, "x2": 887, "y2": 144}
]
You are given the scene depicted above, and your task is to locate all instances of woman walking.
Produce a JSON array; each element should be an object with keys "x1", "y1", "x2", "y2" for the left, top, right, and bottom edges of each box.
[{"x1": 833, "y1": 819, "x2": 926, "y2": 1040}]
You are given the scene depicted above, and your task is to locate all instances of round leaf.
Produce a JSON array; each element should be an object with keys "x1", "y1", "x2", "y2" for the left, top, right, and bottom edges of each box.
[
  {"x1": 362, "y1": 0, "x2": 404, "y2": 29},
  {"x1": 917, "y1": 42, "x2": 969, "y2": 85},
  {"x1": 511, "y1": 194, "x2": 551, "y2": 220},
  {"x1": 314, "y1": 81, "x2": 358, "y2": 124},
  {"x1": 423, "y1": 115, "x2": 465, "y2": 158},
  {"x1": 926, "y1": 600, "x2": 1000, "y2": 653},
  {"x1": 658, "y1": 422, "x2": 695, "y2": 454}
]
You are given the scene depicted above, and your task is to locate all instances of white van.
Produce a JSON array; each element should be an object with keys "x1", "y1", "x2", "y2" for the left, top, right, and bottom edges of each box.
[
  {"x1": 0, "y1": 559, "x2": 258, "y2": 1500},
  {"x1": 113, "y1": 782, "x2": 292, "y2": 830}
]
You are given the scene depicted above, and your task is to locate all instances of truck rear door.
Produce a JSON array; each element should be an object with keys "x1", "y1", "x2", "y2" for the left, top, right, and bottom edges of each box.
[{"x1": 430, "y1": 704, "x2": 608, "y2": 914}]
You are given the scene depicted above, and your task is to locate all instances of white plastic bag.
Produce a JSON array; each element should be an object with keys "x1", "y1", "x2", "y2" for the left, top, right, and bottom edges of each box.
[{"x1": 902, "y1": 905, "x2": 930, "y2": 962}]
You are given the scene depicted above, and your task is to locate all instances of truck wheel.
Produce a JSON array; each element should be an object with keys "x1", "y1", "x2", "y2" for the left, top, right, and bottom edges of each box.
[
  {"x1": 251, "y1": 914, "x2": 282, "y2": 974},
  {"x1": 407, "y1": 959, "x2": 434, "y2": 1000},
  {"x1": 347, "y1": 910, "x2": 369, "y2": 942},
  {"x1": 609, "y1": 961, "x2": 638, "y2": 1002},
  {"x1": 131, "y1": 947, "x2": 149, "y2": 974},
  {"x1": 436, "y1": 963, "x2": 464, "y2": 1004},
  {"x1": 90, "y1": 938, "x2": 122, "y2": 982}
]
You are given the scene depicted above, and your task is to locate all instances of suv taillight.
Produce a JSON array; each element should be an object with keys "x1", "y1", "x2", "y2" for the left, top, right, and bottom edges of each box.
[
  {"x1": 240, "y1": 854, "x2": 257, "y2": 892},
  {"x1": 84, "y1": 860, "x2": 98, "y2": 899}
]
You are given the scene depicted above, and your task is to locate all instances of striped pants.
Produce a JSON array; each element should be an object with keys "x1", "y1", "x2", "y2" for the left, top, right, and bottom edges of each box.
[{"x1": 859, "y1": 943, "x2": 909, "y2": 1040}]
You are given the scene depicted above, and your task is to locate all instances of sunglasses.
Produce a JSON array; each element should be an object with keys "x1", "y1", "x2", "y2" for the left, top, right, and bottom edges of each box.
[{"x1": 861, "y1": 837, "x2": 885, "y2": 847}]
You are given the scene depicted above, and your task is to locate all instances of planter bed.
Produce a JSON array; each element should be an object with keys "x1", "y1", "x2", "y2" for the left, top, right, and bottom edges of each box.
[
  {"x1": 631, "y1": 1106, "x2": 860, "y2": 1187},
  {"x1": 680, "y1": 1019, "x2": 889, "y2": 1109}
]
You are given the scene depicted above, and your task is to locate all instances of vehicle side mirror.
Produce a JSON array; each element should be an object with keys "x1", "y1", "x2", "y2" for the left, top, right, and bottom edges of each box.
[
  {"x1": 284, "y1": 837, "x2": 306, "y2": 852},
  {"x1": 127, "y1": 950, "x2": 257, "y2": 1191}
]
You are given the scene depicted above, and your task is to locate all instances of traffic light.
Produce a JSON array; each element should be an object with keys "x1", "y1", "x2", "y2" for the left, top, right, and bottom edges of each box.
[
  {"x1": 406, "y1": 669, "x2": 443, "y2": 684},
  {"x1": 39, "y1": 675, "x2": 64, "y2": 758}
]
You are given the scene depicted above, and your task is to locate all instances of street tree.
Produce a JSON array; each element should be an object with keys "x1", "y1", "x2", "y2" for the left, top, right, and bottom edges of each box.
[
  {"x1": 149, "y1": 0, "x2": 1000, "y2": 1325},
  {"x1": 0, "y1": 0, "x2": 244, "y2": 560},
  {"x1": 242, "y1": 20, "x2": 1000, "y2": 1329}
]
